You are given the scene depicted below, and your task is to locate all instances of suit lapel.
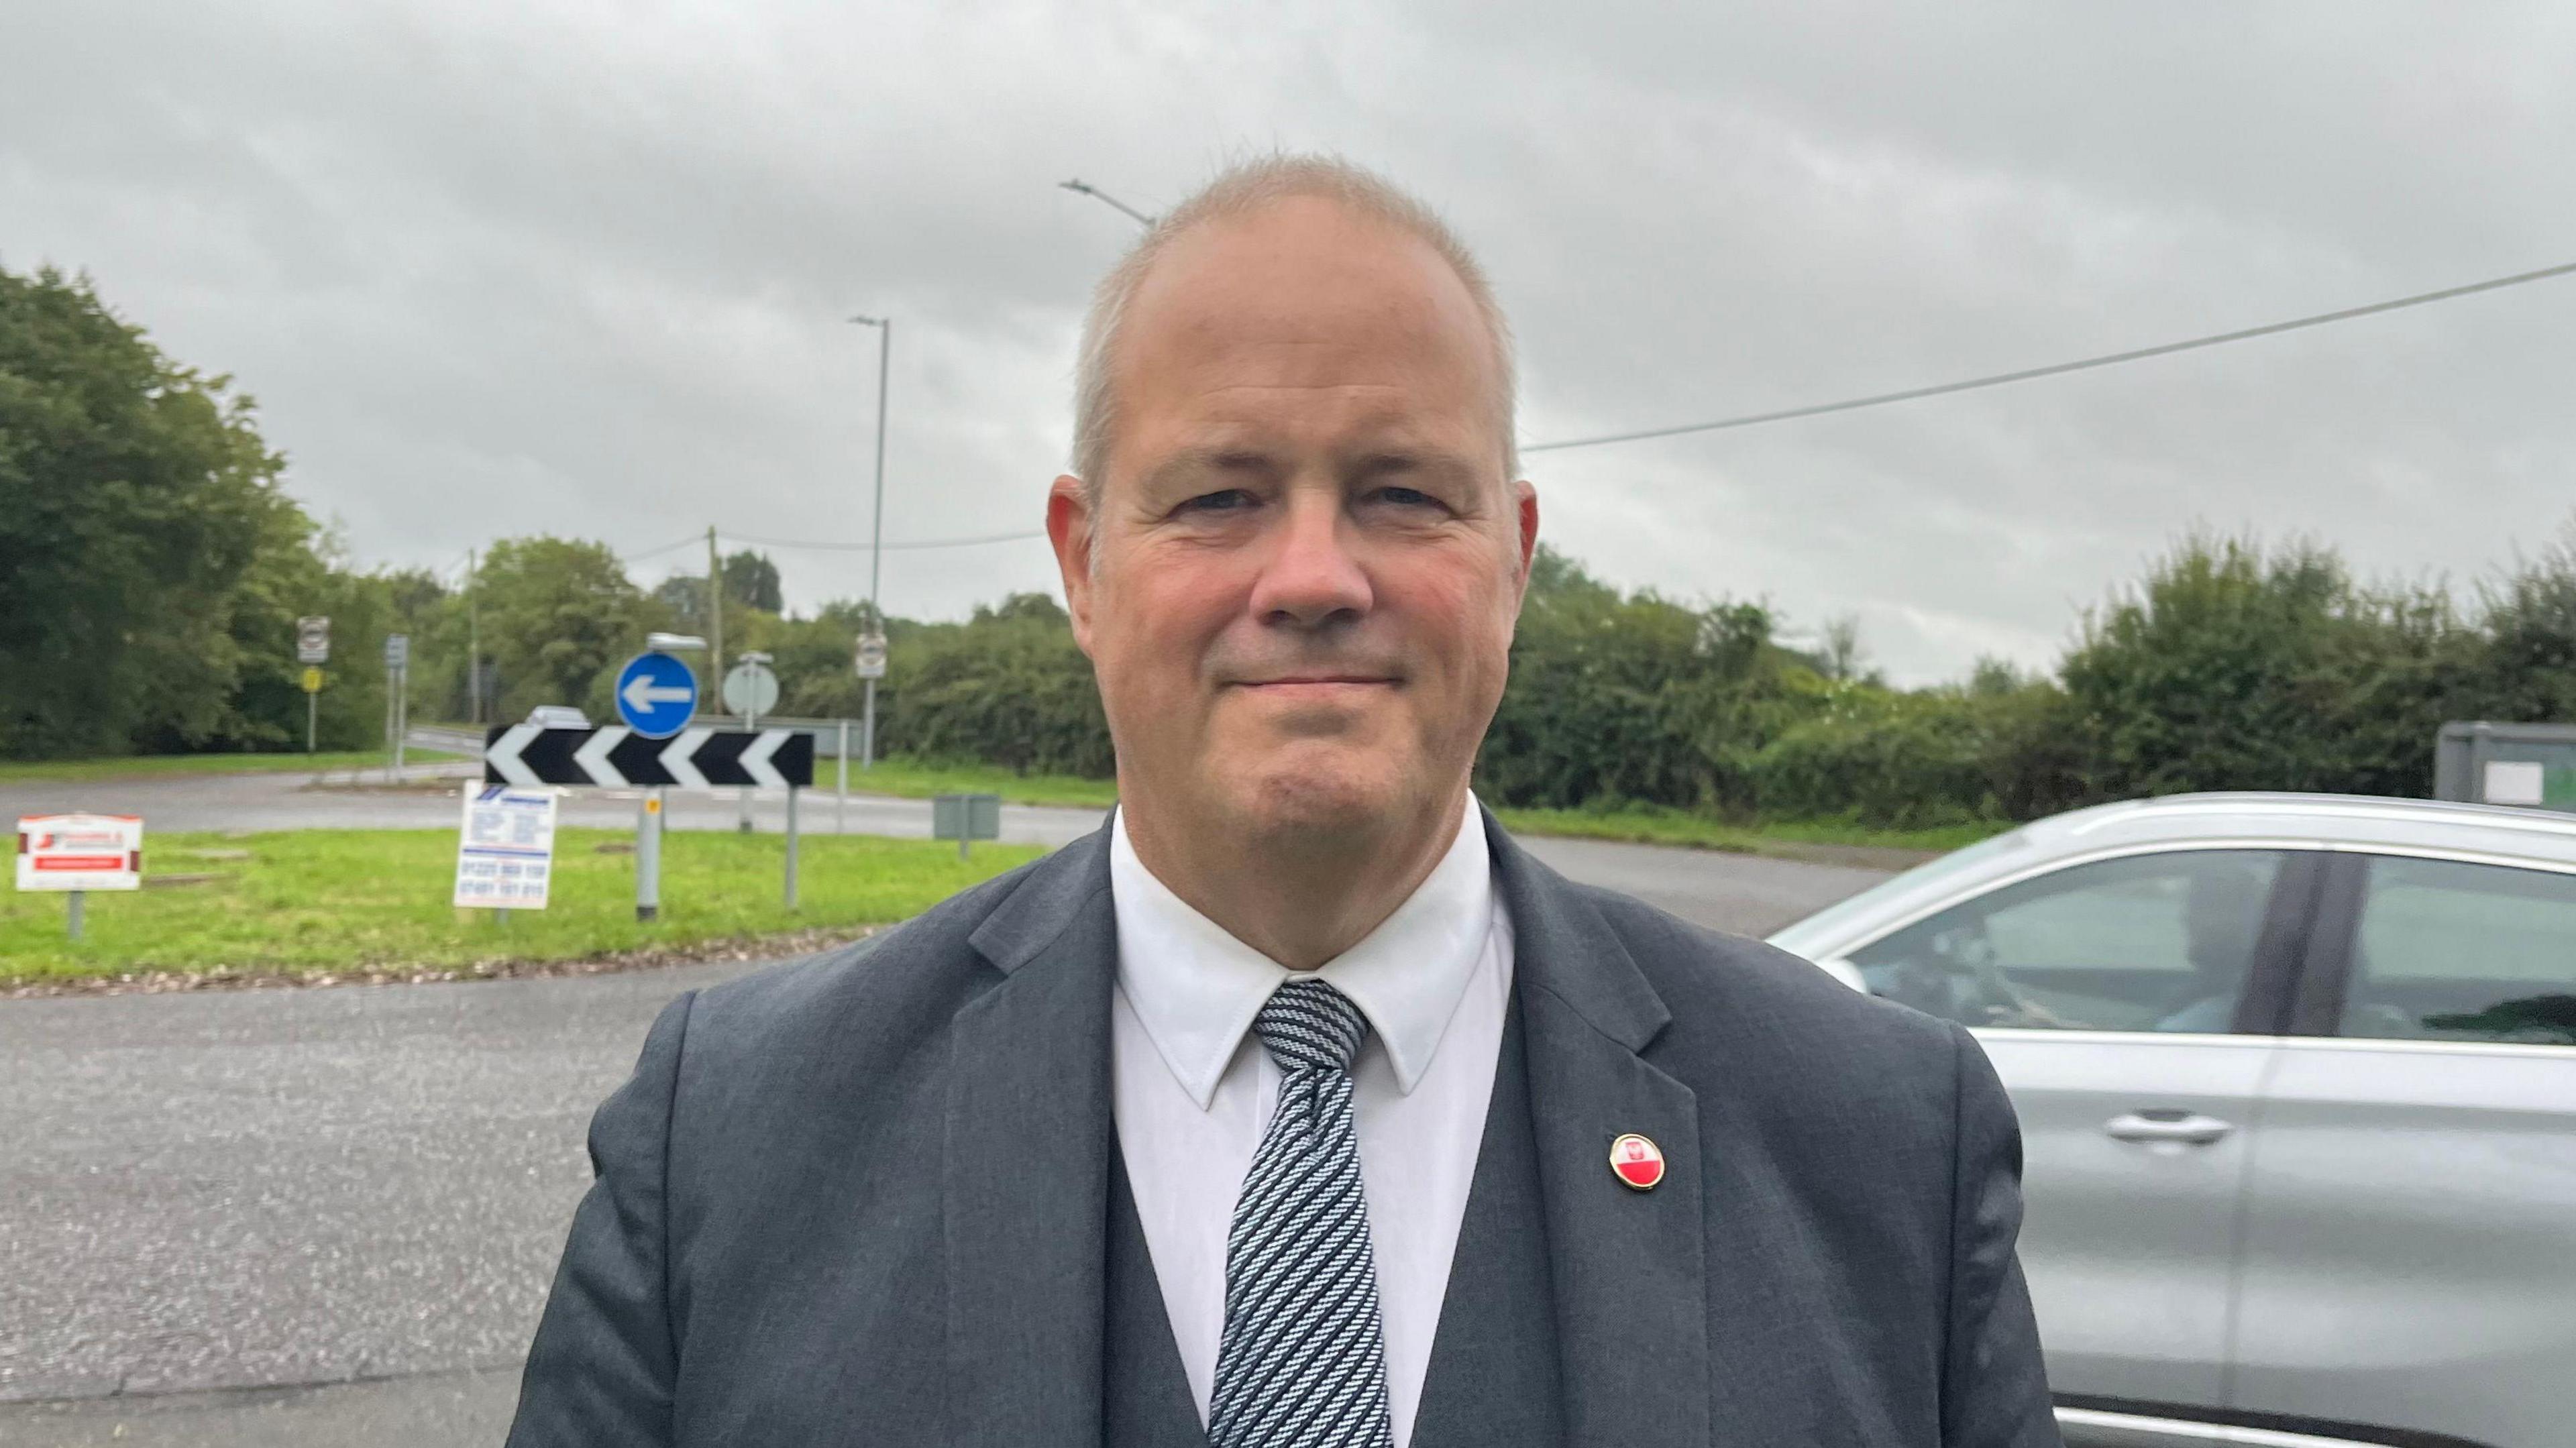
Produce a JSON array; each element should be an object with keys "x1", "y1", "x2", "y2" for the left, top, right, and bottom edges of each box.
[
  {"x1": 944, "y1": 828, "x2": 1118, "y2": 1448},
  {"x1": 1489, "y1": 813, "x2": 1711, "y2": 1447}
]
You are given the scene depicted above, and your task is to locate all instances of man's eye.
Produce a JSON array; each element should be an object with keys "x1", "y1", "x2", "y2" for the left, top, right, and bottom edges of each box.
[
  {"x1": 1177, "y1": 490, "x2": 1255, "y2": 514},
  {"x1": 1372, "y1": 486, "x2": 1441, "y2": 510}
]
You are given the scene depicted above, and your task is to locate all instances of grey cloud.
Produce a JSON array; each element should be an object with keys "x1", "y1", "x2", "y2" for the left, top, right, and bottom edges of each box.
[{"x1": 5, "y1": 0, "x2": 2570, "y2": 683}]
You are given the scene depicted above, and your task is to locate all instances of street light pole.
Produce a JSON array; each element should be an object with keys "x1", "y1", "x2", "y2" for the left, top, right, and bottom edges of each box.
[
  {"x1": 849, "y1": 314, "x2": 892, "y2": 771},
  {"x1": 1059, "y1": 178, "x2": 1156, "y2": 227},
  {"x1": 465, "y1": 546, "x2": 482, "y2": 726}
]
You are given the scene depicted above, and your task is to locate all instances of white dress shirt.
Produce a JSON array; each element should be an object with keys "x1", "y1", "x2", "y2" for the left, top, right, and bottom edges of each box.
[{"x1": 1108, "y1": 793, "x2": 1514, "y2": 1448}]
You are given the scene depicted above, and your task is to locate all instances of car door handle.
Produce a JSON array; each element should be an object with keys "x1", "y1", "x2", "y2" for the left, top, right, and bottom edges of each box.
[{"x1": 2104, "y1": 1112, "x2": 2235, "y2": 1146}]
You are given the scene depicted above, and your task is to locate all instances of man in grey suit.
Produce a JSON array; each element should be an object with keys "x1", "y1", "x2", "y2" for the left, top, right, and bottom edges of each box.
[{"x1": 508, "y1": 156, "x2": 2060, "y2": 1447}]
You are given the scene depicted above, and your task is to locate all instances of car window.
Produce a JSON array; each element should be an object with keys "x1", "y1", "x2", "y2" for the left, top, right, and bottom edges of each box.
[
  {"x1": 2340, "y1": 855, "x2": 2576, "y2": 1046},
  {"x1": 1847, "y1": 850, "x2": 2287, "y2": 1032}
]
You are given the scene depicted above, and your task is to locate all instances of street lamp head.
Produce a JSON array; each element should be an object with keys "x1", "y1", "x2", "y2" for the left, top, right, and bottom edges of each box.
[
  {"x1": 849, "y1": 314, "x2": 885, "y2": 328},
  {"x1": 647, "y1": 632, "x2": 708, "y2": 653}
]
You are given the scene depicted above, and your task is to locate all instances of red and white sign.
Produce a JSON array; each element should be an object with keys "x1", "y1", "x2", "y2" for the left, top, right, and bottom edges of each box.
[
  {"x1": 16, "y1": 814, "x2": 144, "y2": 892},
  {"x1": 1609, "y1": 1132, "x2": 1666, "y2": 1190}
]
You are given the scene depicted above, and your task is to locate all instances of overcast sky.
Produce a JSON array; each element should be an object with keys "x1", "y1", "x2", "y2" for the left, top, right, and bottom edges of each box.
[{"x1": 7, "y1": 1, "x2": 2572, "y2": 684}]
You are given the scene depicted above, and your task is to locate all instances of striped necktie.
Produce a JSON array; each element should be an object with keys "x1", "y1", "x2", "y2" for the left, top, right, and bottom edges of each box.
[{"x1": 1208, "y1": 977, "x2": 1395, "y2": 1448}]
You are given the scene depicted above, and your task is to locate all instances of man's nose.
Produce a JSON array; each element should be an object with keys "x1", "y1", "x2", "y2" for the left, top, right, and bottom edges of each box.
[{"x1": 1247, "y1": 489, "x2": 1373, "y2": 628}]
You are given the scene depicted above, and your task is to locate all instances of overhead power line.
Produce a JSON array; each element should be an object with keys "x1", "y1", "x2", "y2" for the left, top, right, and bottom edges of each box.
[
  {"x1": 616, "y1": 533, "x2": 707, "y2": 565},
  {"x1": 1523, "y1": 257, "x2": 2576, "y2": 455},
  {"x1": 718, "y1": 526, "x2": 1049, "y2": 553}
]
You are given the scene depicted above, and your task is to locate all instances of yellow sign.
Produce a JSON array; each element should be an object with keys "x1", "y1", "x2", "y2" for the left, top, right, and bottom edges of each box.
[{"x1": 301, "y1": 667, "x2": 323, "y2": 693}]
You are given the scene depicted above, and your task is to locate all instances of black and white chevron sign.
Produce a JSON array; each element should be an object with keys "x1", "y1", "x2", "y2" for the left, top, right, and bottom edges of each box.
[{"x1": 481, "y1": 726, "x2": 815, "y2": 789}]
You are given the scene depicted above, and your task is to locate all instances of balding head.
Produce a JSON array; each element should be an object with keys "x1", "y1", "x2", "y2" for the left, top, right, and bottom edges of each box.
[{"x1": 1072, "y1": 154, "x2": 1519, "y2": 505}]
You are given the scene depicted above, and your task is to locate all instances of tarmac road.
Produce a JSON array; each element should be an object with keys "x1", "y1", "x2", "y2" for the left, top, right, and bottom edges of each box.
[
  {"x1": 0, "y1": 761, "x2": 1112, "y2": 847},
  {"x1": 0, "y1": 768, "x2": 1897, "y2": 1443}
]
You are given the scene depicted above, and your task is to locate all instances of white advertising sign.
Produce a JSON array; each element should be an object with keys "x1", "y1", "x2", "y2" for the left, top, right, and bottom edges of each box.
[
  {"x1": 453, "y1": 786, "x2": 558, "y2": 909},
  {"x1": 2484, "y1": 760, "x2": 2547, "y2": 807},
  {"x1": 15, "y1": 814, "x2": 144, "y2": 891}
]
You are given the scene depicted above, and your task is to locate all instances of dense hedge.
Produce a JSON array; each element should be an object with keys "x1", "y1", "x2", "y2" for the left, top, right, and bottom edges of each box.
[{"x1": 786, "y1": 530, "x2": 2576, "y2": 829}]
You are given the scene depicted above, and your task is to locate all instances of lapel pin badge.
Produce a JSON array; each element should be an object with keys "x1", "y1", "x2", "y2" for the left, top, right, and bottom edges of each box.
[{"x1": 1609, "y1": 1132, "x2": 1665, "y2": 1191}]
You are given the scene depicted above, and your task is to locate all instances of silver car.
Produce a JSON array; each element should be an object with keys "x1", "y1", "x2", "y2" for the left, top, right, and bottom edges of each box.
[{"x1": 1768, "y1": 792, "x2": 2576, "y2": 1448}]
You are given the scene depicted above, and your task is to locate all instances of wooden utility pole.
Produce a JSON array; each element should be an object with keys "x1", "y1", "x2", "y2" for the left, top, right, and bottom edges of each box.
[{"x1": 706, "y1": 525, "x2": 724, "y2": 700}]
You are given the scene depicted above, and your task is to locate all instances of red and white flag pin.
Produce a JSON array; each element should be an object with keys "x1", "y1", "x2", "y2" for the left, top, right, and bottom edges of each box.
[{"x1": 1609, "y1": 1132, "x2": 1665, "y2": 1190}]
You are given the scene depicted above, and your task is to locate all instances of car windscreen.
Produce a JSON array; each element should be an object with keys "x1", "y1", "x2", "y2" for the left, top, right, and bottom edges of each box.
[{"x1": 1765, "y1": 826, "x2": 2037, "y2": 961}]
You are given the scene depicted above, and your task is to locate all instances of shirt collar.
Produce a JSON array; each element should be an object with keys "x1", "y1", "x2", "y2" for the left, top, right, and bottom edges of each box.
[{"x1": 1110, "y1": 793, "x2": 1493, "y2": 1109}]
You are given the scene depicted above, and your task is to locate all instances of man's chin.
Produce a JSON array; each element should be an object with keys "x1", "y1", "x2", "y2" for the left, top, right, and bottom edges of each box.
[{"x1": 1220, "y1": 753, "x2": 1415, "y2": 842}]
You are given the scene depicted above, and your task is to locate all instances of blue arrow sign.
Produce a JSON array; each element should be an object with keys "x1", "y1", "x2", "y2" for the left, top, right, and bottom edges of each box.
[{"x1": 614, "y1": 652, "x2": 699, "y2": 739}]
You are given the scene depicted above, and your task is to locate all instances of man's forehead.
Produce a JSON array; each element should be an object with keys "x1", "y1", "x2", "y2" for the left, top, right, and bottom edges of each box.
[{"x1": 1117, "y1": 197, "x2": 1494, "y2": 369}]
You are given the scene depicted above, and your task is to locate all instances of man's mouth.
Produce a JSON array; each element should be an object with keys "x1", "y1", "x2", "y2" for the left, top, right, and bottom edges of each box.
[{"x1": 1227, "y1": 674, "x2": 1403, "y2": 701}]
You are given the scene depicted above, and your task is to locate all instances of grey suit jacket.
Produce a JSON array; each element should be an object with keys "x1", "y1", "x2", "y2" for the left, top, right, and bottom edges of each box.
[{"x1": 507, "y1": 814, "x2": 2060, "y2": 1446}]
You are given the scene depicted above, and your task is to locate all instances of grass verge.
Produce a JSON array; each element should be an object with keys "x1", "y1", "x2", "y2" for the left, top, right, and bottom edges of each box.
[
  {"x1": 0, "y1": 749, "x2": 464, "y2": 785},
  {"x1": 0, "y1": 827, "x2": 1040, "y2": 986}
]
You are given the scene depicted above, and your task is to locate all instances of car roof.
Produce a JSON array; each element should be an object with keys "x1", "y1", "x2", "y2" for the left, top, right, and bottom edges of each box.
[
  {"x1": 2020, "y1": 791, "x2": 2576, "y2": 865},
  {"x1": 1766, "y1": 791, "x2": 2576, "y2": 960}
]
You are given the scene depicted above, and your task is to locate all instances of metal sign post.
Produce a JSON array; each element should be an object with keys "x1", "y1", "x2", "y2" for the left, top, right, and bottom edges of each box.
[
  {"x1": 613, "y1": 644, "x2": 702, "y2": 923},
  {"x1": 837, "y1": 719, "x2": 850, "y2": 832},
  {"x1": 855, "y1": 632, "x2": 887, "y2": 772},
  {"x1": 636, "y1": 790, "x2": 663, "y2": 922},
  {"x1": 301, "y1": 667, "x2": 323, "y2": 753},
  {"x1": 297, "y1": 616, "x2": 330, "y2": 752},
  {"x1": 784, "y1": 785, "x2": 800, "y2": 910},
  {"x1": 722, "y1": 654, "x2": 779, "y2": 834},
  {"x1": 385, "y1": 634, "x2": 411, "y2": 776}
]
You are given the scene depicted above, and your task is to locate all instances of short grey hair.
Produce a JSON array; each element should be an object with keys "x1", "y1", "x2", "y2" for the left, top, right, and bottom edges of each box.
[{"x1": 1071, "y1": 154, "x2": 1518, "y2": 508}]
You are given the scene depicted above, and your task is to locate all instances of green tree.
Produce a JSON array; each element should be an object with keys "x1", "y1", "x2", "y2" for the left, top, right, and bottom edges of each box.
[
  {"x1": 2469, "y1": 523, "x2": 2576, "y2": 724},
  {"x1": 890, "y1": 594, "x2": 1112, "y2": 775},
  {"x1": 474, "y1": 537, "x2": 657, "y2": 722},
  {"x1": 722, "y1": 550, "x2": 783, "y2": 613},
  {"x1": 651, "y1": 573, "x2": 710, "y2": 636},
  {"x1": 0, "y1": 265, "x2": 313, "y2": 757},
  {"x1": 1478, "y1": 545, "x2": 1805, "y2": 810},
  {"x1": 2060, "y1": 533, "x2": 2475, "y2": 799}
]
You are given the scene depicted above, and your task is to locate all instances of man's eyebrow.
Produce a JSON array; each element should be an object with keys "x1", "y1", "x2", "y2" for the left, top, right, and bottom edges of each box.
[
  {"x1": 1350, "y1": 449, "x2": 1477, "y2": 480},
  {"x1": 1138, "y1": 447, "x2": 1277, "y2": 494}
]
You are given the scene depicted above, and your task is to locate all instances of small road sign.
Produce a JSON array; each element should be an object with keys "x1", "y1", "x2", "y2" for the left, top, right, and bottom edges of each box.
[
  {"x1": 722, "y1": 660, "x2": 780, "y2": 718},
  {"x1": 482, "y1": 726, "x2": 814, "y2": 789},
  {"x1": 855, "y1": 632, "x2": 888, "y2": 680},
  {"x1": 15, "y1": 814, "x2": 144, "y2": 891},
  {"x1": 297, "y1": 616, "x2": 330, "y2": 664},
  {"x1": 933, "y1": 792, "x2": 1001, "y2": 860},
  {"x1": 384, "y1": 633, "x2": 410, "y2": 669},
  {"x1": 453, "y1": 785, "x2": 557, "y2": 910},
  {"x1": 613, "y1": 651, "x2": 700, "y2": 739},
  {"x1": 301, "y1": 667, "x2": 323, "y2": 693}
]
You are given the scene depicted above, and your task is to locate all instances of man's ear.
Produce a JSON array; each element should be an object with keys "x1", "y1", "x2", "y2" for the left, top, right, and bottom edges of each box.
[
  {"x1": 1511, "y1": 479, "x2": 1540, "y2": 596},
  {"x1": 1046, "y1": 475, "x2": 1098, "y2": 656}
]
